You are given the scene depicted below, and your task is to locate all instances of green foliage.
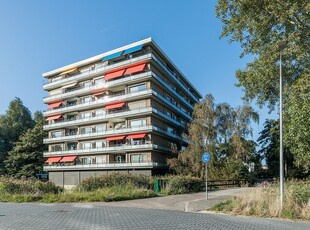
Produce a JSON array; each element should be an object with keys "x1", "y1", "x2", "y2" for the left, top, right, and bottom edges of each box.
[
  {"x1": 216, "y1": 0, "x2": 309, "y2": 109},
  {"x1": 5, "y1": 111, "x2": 45, "y2": 177},
  {"x1": 210, "y1": 180, "x2": 310, "y2": 220},
  {"x1": 285, "y1": 75, "x2": 310, "y2": 172},
  {"x1": 0, "y1": 98, "x2": 35, "y2": 166},
  {"x1": 159, "y1": 176, "x2": 203, "y2": 195},
  {"x1": 78, "y1": 173, "x2": 152, "y2": 191},
  {"x1": 216, "y1": 1, "x2": 310, "y2": 172},
  {"x1": 169, "y1": 94, "x2": 260, "y2": 180},
  {"x1": 0, "y1": 177, "x2": 61, "y2": 195}
]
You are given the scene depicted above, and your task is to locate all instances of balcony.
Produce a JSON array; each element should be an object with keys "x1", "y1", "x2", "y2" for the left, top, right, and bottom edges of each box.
[
  {"x1": 44, "y1": 125, "x2": 154, "y2": 143},
  {"x1": 44, "y1": 88, "x2": 153, "y2": 117},
  {"x1": 44, "y1": 107, "x2": 153, "y2": 130},
  {"x1": 43, "y1": 53, "x2": 152, "y2": 90},
  {"x1": 152, "y1": 73, "x2": 193, "y2": 110},
  {"x1": 43, "y1": 71, "x2": 152, "y2": 104},
  {"x1": 44, "y1": 161, "x2": 167, "y2": 171},
  {"x1": 44, "y1": 124, "x2": 184, "y2": 144},
  {"x1": 43, "y1": 142, "x2": 170, "y2": 157},
  {"x1": 151, "y1": 54, "x2": 199, "y2": 103}
]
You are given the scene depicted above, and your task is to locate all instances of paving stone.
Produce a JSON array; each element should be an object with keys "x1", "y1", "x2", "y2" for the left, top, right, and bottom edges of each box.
[{"x1": 0, "y1": 203, "x2": 309, "y2": 230}]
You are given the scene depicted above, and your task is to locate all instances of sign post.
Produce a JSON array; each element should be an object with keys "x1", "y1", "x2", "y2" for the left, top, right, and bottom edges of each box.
[{"x1": 202, "y1": 152, "x2": 211, "y2": 200}]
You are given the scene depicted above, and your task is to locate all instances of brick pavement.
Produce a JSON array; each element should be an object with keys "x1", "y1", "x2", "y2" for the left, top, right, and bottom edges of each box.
[{"x1": 0, "y1": 202, "x2": 309, "y2": 230}]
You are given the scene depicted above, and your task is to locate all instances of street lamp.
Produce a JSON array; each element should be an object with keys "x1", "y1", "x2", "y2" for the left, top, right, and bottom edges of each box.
[{"x1": 278, "y1": 40, "x2": 287, "y2": 210}]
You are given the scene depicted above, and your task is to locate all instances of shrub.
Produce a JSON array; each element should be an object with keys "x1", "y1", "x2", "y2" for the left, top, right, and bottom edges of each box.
[
  {"x1": 0, "y1": 176, "x2": 62, "y2": 195},
  {"x1": 78, "y1": 173, "x2": 152, "y2": 191},
  {"x1": 159, "y1": 176, "x2": 203, "y2": 195}
]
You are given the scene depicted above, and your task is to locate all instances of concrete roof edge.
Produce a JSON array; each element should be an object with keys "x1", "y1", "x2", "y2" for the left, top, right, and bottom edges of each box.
[{"x1": 42, "y1": 37, "x2": 152, "y2": 78}]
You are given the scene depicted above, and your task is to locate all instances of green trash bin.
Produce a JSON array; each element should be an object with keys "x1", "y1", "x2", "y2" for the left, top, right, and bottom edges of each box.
[{"x1": 154, "y1": 179, "x2": 160, "y2": 193}]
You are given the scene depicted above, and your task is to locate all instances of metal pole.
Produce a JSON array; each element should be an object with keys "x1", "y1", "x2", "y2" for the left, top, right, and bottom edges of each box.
[
  {"x1": 206, "y1": 163, "x2": 208, "y2": 200},
  {"x1": 279, "y1": 51, "x2": 284, "y2": 210}
]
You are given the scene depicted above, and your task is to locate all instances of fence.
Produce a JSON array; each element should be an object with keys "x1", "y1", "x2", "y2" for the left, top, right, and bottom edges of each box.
[{"x1": 154, "y1": 178, "x2": 248, "y2": 193}]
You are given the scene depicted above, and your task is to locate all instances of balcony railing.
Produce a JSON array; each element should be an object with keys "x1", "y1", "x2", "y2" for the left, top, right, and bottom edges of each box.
[
  {"x1": 44, "y1": 142, "x2": 170, "y2": 157},
  {"x1": 44, "y1": 88, "x2": 152, "y2": 116},
  {"x1": 44, "y1": 125, "x2": 154, "y2": 143},
  {"x1": 43, "y1": 53, "x2": 152, "y2": 89},
  {"x1": 151, "y1": 54, "x2": 199, "y2": 103},
  {"x1": 43, "y1": 71, "x2": 152, "y2": 103},
  {"x1": 43, "y1": 161, "x2": 167, "y2": 170}
]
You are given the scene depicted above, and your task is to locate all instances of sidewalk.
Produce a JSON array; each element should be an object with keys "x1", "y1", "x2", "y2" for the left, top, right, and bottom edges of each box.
[{"x1": 96, "y1": 187, "x2": 254, "y2": 212}]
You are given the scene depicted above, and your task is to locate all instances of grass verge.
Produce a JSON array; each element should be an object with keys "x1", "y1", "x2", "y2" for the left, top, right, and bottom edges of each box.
[{"x1": 210, "y1": 180, "x2": 310, "y2": 220}]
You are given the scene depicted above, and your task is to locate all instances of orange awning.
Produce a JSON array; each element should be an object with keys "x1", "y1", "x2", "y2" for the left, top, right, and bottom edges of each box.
[
  {"x1": 124, "y1": 63, "x2": 146, "y2": 75},
  {"x1": 106, "y1": 135, "x2": 126, "y2": 141},
  {"x1": 92, "y1": 89, "x2": 106, "y2": 96},
  {"x1": 127, "y1": 133, "x2": 147, "y2": 139},
  {"x1": 104, "y1": 102, "x2": 125, "y2": 110},
  {"x1": 46, "y1": 114, "x2": 62, "y2": 120},
  {"x1": 48, "y1": 102, "x2": 62, "y2": 109},
  {"x1": 59, "y1": 156, "x2": 77, "y2": 162},
  {"x1": 45, "y1": 157, "x2": 62, "y2": 163},
  {"x1": 104, "y1": 69, "x2": 125, "y2": 81},
  {"x1": 60, "y1": 68, "x2": 78, "y2": 75}
]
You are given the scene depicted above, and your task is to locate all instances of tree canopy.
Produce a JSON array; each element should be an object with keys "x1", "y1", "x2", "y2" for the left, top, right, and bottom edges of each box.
[
  {"x1": 169, "y1": 94, "x2": 260, "y2": 179},
  {"x1": 5, "y1": 112, "x2": 45, "y2": 178},
  {"x1": 0, "y1": 98, "x2": 35, "y2": 169},
  {"x1": 216, "y1": 0, "x2": 309, "y2": 109},
  {"x1": 216, "y1": 0, "x2": 310, "y2": 172}
]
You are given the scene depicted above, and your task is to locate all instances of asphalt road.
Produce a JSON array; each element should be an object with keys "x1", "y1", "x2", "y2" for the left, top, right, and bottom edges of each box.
[{"x1": 0, "y1": 202, "x2": 309, "y2": 230}]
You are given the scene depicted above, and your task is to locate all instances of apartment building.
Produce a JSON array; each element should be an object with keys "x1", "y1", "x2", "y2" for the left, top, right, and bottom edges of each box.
[{"x1": 43, "y1": 38, "x2": 202, "y2": 187}]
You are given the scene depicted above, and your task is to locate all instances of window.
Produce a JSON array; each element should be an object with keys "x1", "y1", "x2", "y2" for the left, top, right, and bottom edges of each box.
[
  {"x1": 129, "y1": 84, "x2": 146, "y2": 93},
  {"x1": 67, "y1": 143, "x2": 77, "y2": 150},
  {"x1": 95, "y1": 124, "x2": 106, "y2": 132},
  {"x1": 131, "y1": 154, "x2": 146, "y2": 163},
  {"x1": 81, "y1": 157, "x2": 95, "y2": 165},
  {"x1": 166, "y1": 94, "x2": 176, "y2": 105},
  {"x1": 81, "y1": 142, "x2": 93, "y2": 150},
  {"x1": 129, "y1": 118, "x2": 146, "y2": 128},
  {"x1": 51, "y1": 145, "x2": 62, "y2": 152},
  {"x1": 82, "y1": 81, "x2": 91, "y2": 87},
  {"x1": 81, "y1": 127, "x2": 92, "y2": 134},
  {"x1": 51, "y1": 131, "x2": 62, "y2": 138},
  {"x1": 95, "y1": 141, "x2": 104, "y2": 149},
  {"x1": 81, "y1": 111, "x2": 92, "y2": 118},
  {"x1": 114, "y1": 155, "x2": 125, "y2": 163},
  {"x1": 94, "y1": 78, "x2": 104, "y2": 85},
  {"x1": 81, "y1": 96, "x2": 92, "y2": 103},
  {"x1": 167, "y1": 126, "x2": 175, "y2": 134},
  {"x1": 96, "y1": 155, "x2": 107, "y2": 164},
  {"x1": 96, "y1": 109, "x2": 105, "y2": 116},
  {"x1": 166, "y1": 111, "x2": 176, "y2": 119}
]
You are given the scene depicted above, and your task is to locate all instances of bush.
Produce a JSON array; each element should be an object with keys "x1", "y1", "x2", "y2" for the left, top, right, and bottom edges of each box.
[
  {"x1": 0, "y1": 176, "x2": 62, "y2": 195},
  {"x1": 159, "y1": 176, "x2": 203, "y2": 195},
  {"x1": 78, "y1": 173, "x2": 152, "y2": 191}
]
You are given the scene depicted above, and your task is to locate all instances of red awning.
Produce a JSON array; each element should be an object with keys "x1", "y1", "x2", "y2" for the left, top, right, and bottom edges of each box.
[
  {"x1": 127, "y1": 133, "x2": 147, "y2": 139},
  {"x1": 46, "y1": 114, "x2": 62, "y2": 120},
  {"x1": 104, "y1": 69, "x2": 125, "y2": 81},
  {"x1": 106, "y1": 135, "x2": 126, "y2": 141},
  {"x1": 45, "y1": 157, "x2": 62, "y2": 163},
  {"x1": 92, "y1": 89, "x2": 106, "y2": 96},
  {"x1": 104, "y1": 102, "x2": 125, "y2": 110},
  {"x1": 124, "y1": 63, "x2": 146, "y2": 75},
  {"x1": 59, "y1": 155, "x2": 77, "y2": 162},
  {"x1": 48, "y1": 102, "x2": 62, "y2": 109}
]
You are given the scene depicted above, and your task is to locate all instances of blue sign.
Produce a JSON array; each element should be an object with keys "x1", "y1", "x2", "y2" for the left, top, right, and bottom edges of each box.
[{"x1": 202, "y1": 152, "x2": 211, "y2": 163}]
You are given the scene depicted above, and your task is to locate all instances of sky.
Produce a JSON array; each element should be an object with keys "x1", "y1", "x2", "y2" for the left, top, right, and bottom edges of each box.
[{"x1": 0, "y1": 0, "x2": 276, "y2": 141}]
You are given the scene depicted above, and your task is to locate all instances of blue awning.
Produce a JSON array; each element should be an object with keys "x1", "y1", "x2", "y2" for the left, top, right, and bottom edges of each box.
[
  {"x1": 123, "y1": 45, "x2": 143, "y2": 55},
  {"x1": 102, "y1": 51, "x2": 123, "y2": 62}
]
